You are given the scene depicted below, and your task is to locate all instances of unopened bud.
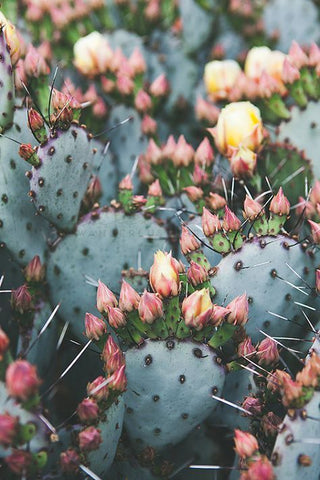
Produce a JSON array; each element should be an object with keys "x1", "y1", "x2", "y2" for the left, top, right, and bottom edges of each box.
[
  {"x1": 202, "y1": 207, "x2": 221, "y2": 237},
  {"x1": 238, "y1": 337, "x2": 256, "y2": 357},
  {"x1": 269, "y1": 187, "x2": 290, "y2": 216},
  {"x1": 187, "y1": 261, "x2": 208, "y2": 287},
  {"x1": 60, "y1": 449, "x2": 80, "y2": 473},
  {"x1": 230, "y1": 147, "x2": 257, "y2": 178},
  {"x1": 119, "y1": 280, "x2": 140, "y2": 312},
  {"x1": 183, "y1": 186, "x2": 203, "y2": 202},
  {"x1": 242, "y1": 396, "x2": 263, "y2": 416},
  {"x1": 11, "y1": 285, "x2": 32, "y2": 314},
  {"x1": 257, "y1": 338, "x2": 279, "y2": 366},
  {"x1": 107, "y1": 306, "x2": 127, "y2": 329},
  {"x1": 5, "y1": 449, "x2": 32, "y2": 475},
  {"x1": 77, "y1": 398, "x2": 99, "y2": 422},
  {"x1": 288, "y1": 40, "x2": 309, "y2": 69},
  {"x1": 79, "y1": 426, "x2": 102, "y2": 451},
  {"x1": 243, "y1": 196, "x2": 264, "y2": 220},
  {"x1": 141, "y1": 115, "x2": 157, "y2": 136},
  {"x1": 108, "y1": 365, "x2": 127, "y2": 392},
  {"x1": 85, "y1": 313, "x2": 106, "y2": 341},
  {"x1": 182, "y1": 288, "x2": 213, "y2": 331},
  {"x1": 193, "y1": 164, "x2": 209, "y2": 185},
  {"x1": 87, "y1": 376, "x2": 109, "y2": 401},
  {"x1": 24, "y1": 255, "x2": 45, "y2": 283},
  {"x1": 119, "y1": 174, "x2": 133, "y2": 190},
  {"x1": 6, "y1": 360, "x2": 41, "y2": 401},
  {"x1": 234, "y1": 429, "x2": 258, "y2": 458},
  {"x1": 149, "y1": 74, "x2": 169, "y2": 97},
  {"x1": 308, "y1": 220, "x2": 320, "y2": 244},
  {"x1": 128, "y1": 47, "x2": 146, "y2": 75},
  {"x1": 149, "y1": 251, "x2": 180, "y2": 298},
  {"x1": 0, "y1": 327, "x2": 9, "y2": 360},
  {"x1": 0, "y1": 413, "x2": 18, "y2": 447},
  {"x1": 206, "y1": 193, "x2": 226, "y2": 211},
  {"x1": 180, "y1": 226, "x2": 200, "y2": 255},
  {"x1": 96, "y1": 280, "x2": 118, "y2": 313},
  {"x1": 138, "y1": 290, "x2": 163, "y2": 324},
  {"x1": 135, "y1": 89, "x2": 152, "y2": 112},
  {"x1": 19, "y1": 144, "x2": 40, "y2": 167},
  {"x1": 148, "y1": 179, "x2": 162, "y2": 197},
  {"x1": 222, "y1": 206, "x2": 241, "y2": 231},
  {"x1": 226, "y1": 293, "x2": 249, "y2": 326},
  {"x1": 194, "y1": 137, "x2": 214, "y2": 167},
  {"x1": 282, "y1": 58, "x2": 300, "y2": 84}
]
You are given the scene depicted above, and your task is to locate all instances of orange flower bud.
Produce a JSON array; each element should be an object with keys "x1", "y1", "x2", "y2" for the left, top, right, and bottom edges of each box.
[
  {"x1": 149, "y1": 251, "x2": 180, "y2": 298},
  {"x1": 182, "y1": 288, "x2": 213, "y2": 330}
]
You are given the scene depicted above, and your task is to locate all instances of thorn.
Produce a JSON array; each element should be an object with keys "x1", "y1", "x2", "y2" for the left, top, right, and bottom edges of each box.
[
  {"x1": 85, "y1": 275, "x2": 99, "y2": 287},
  {"x1": 48, "y1": 66, "x2": 59, "y2": 127},
  {"x1": 130, "y1": 155, "x2": 139, "y2": 178},
  {"x1": 294, "y1": 301, "x2": 316, "y2": 311},
  {"x1": 93, "y1": 116, "x2": 133, "y2": 138},
  {"x1": 211, "y1": 394, "x2": 253, "y2": 416},
  {"x1": 259, "y1": 330, "x2": 304, "y2": 358},
  {"x1": 56, "y1": 321, "x2": 69, "y2": 350},
  {"x1": 38, "y1": 413, "x2": 57, "y2": 435},
  {"x1": 285, "y1": 262, "x2": 313, "y2": 290},
  {"x1": 300, "y1": 309, "x2": 316, "y2": 333},
  {"x1": 221, "y1": 177, "x2": 228, "y2": 202},
  {"x1": 0, "y1": 275, "x2": 4, "y2": 287},
  {"x1": 189, "y1": 465, "x2": 240, "y2": 471},
  {"x1": 79, "y1": 464, "x2": 103, "y2": 480},
  {"x1": 281, "y1": 166, "x2": 305, "y2": 186},
  {"x1": 24, "y1": 303, "x2": 60, "y2": 357}
]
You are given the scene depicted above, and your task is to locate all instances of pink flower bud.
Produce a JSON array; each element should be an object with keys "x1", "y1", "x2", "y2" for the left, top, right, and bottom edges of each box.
[
  {"x1": 148, "y1": 179, "x2": 162, "y2": 197},
  {"x1": 180, "y1": 226, "x2": 200, "y2": 255},
  {"x1": 118, "y1": 60, "x2": 135, "y2": 78},
  {"x1": 316, "y1": 269, "x2": 320, "y2": 293},
  {"x1": 149, "y1": 74, "x2": 169, "y2": 97},
  {"x1": 132, "y1": 195, "x2": 147, "y2": 208},
  {"x1": 288, "y1": 40, "x2": 309, "y2": 69},
  {"x1": 195, "y1": 96, "x2": 220, "y2": 124},
  {"x1": 83, "y1": 176, "x2": 102, "y2": 209},
  {"x1": 119, "y1": 174, "x2": 133, "y2": 190},
  {"x1": 246, "y1": 456, "x2": 275, "y2": 480},
  {"x1": 242, "y1": 396, "x2": 263, "y2": 416},
  {"x1": 0, "y1": 14, "x2": 21, "y2": 65},
  {"x1": 144, "y1": 0, "x2": 161, "y2": 21},
  {"x1": 24, "y1": 45, "x2": 49, "y2": 77},
  {"x1": 60, "y1": 449, "x2": 80, "y2": 473},
  {"x1": 24, "y1": 255, "x2": 45, "y2": 283},
  {"x1": 234, "y1": 429, "x2": 258, "y2": 458},
  {"x1": 37, "y1": 41, "x2": 52, "y2": 62},
  {"x1": 202, "y1": 207, "x2": 221, "y2": 237},
  {"x1": 0, "y1": 327, "x2": 9, "y2": 360},
  {"x1": 87, "y1": 376, "x2": 109, "y2": 401},
  {"x1": 309, "y1": 42, "x2": 320, "y2": 67},
  {"x1": 194, "y1": 138, "x2": 214, "y2": 167},
  {"x1": 107, "y1": 306, "x2": 127, "y2": 329},
  {"x1": 238, "y1": 337, "x2": 256, "y2": 357},
  {"x1": 222, "y1": 206, "x2": 242, "y2": 232},
  {"x1": 77, "y1": 398, "x2": 99, "y2": 422},
  {"x1": 0, "y1": 413, "x2": 18, "y2": 446},
  {"x1": 230, "y1": 147, "x2": 257, "y2": 178},
  {"x1": 211, "y1": 305, "x2": 231, "y2": 326},
  {"x1": 172, "y1": 135, "x2": 194, "y2": 167},
  {"x1": 85, "y1": 313, "x2": 106, "y2": 341},
  {"x1": 93, "y1": 97, "x2": 108, "y2": 118},
  {"x1": 226, "y1": 293, "x2": 249, "y2": 326},
  {"x1": 308, "y1": 220, "x2": 320, "y2": 244},
  {"x1": 102, "y1": 335, "x2": 119, "y2": 360},
  {"x1": 161, "y1": 135, "x2": 176, "y2": 159},
  {"x1": 96, "y1": 280, "x2": 118, "y2": 313},
  {"x1": 295, "y1": 197, "x2": 315, "y2": 218},
  {"x1": 243, "y1": 196, "x2": 264, "y2": 221},
  {"x1": 11, "y1": 285, "x2": 32, "y2": 314},
  {"x1": 119, "y1": 280, "x2": 140, "y2": 312},
  {"x1": 280, "y1": 375, "x2": 303, "y2": 407},
  {"x1": 258, "y1": 71, "x2": 279, "y2": 98},
  {"x1": 6, "y1": 360, "x2": 41, "y2": 401},
  {"x1": 206, "y1": 193, "x2": 227, "y2": 211},
  {"x1": 101, "y1": 76, "x2": 115, "y2": 93},
  {"x1": 138, "y1": 290, "x2": 163, "y2": 324},
  {"x1": 79, "y1": 426, "x2": 102, "y2": 451},
  {"x1": 257, "y1": 338, "x2": 279, "y2": 366},
  {"x1": 182, "y1": 288, "x2": 214, "y2": 330},
  {"x1": 282, "y1": 58, "x2": 300, "y2": 84},
  {"x1": 296, "y1": 352, "x2": 320, "y2": 387},
  {"x1": 108, "y1": 365, "x2": 127, "y2": 392},
  {"x1": 145, "y1": 138, "x2": 162, "y2": 165},
  {"x1": 149, "y1": 251, "x2": 180, "y2": 298},
  {"x1": 28, "y1": 108, "x2": 44, "y2": 132},
  {"x1": 5, "y1": 449, "x2": 32, "y2": 474},
  {"x1": 269, "y1": 187, "x2": 290, "y2": 216},
  {"x1": 116, "y1": 74, "x2": 134, "y2": 95},
  {"x1": 193, "y1": 164, "x2": 209, "y2": 185},
  {"x1": 310, "y1": 180, "x2": 320, "y2": 204},
  {"x1": 141, "y1": 115, "x2": 157, "y2": 135},
  {"x1": 183, "y1": 186, "x2": 203, "y2": 202},
  {"x1": 128, "y1": 48, "x2": 146, "y2": 75},
  {"x1": 135, "y1": 90, "x2": 152, "y2": 112},
  {"x1": 104, "y1": 348, "x2": 125, "y2": 374},
  {"x1": 18, "y1": 144, "x2": 37, "y2": 163},
  {"x1": 138, "y1": 155, "x2": 154, "y2": 183},
  {"x1": 187, "y1": 261, "x2": 208, "y2": 287}
]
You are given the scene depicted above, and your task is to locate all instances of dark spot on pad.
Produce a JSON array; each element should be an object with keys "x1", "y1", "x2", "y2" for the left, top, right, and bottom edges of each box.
[
  {"x1": 83, "y1": 162, "x2": 88, "y2": 170},
  {"x1": 38, "y1": 178, "x2": 44, "y2": 187},
  {"x1": 212, "y1": 386, "x2": 218, "y2": 395},
  {"x1": 48, "y1": 147, "x2": 55, "y2": 156},
  {"x1": 66, "y1": 155, "x2": 72, "y2": 163},
  {"x1": 145, "y1": 355, "x2": 152, "y2": 366},
  {"x1": 18, "y1": 250, "x2": 25, "y2": 258},
  {"x1": 82, "y1": 248, "x2": 89, "y2": 256},
  {"x1": 10, "y1": 160, "x2": 16, "y2": 169},
  {"x1": 264, "y1": 321, "x2": 270, "y2": 328},
  {"x1": 71, "y1": 130, "x2": 78, "y2": 139},
  {"x1": 179, "y1": 375, "x2": 186, "y2": 384},
  {"x1": 166, "y1": 340, "x2": 175, "y2": 350},
  {"x1": 54, "y1": 265, "x2": 61, "y2": 275},
  {"x1": 153, "y1": 395, "x2": 159, "y2": 402},
  {"x1": 1, "y1": 194, "x2": 8, "y2": 204},
  {"x1": 270, "y1": 269, "x2": 277, "y2": 278},
  {"x1": 56, "y1": 189, "x2": 63, "y2": 196},
  {"x1": 126, "y1": 407, "x2": 133, "y2": 414},
  {"x1": 181, "y1": 413, "x2": 188, "y2": 419},
  {"x1": 193, "y1": 348, "x2": 203, "y2": 358},
  {"x1": 154, "y1": 428, "x2": 161, "y2": 435},
  {"x1": 0, "y1": 220, "x2": 2, "y2": 228},
  {"x1": 112, "y1": 228, "x2": 118, "y2": 237},
  {"x1": 234, "y1": 261, "x2": 243, "y2": 271},
  {"x1": 73, "y1": 191, "x2": 78, "y2": 198}
]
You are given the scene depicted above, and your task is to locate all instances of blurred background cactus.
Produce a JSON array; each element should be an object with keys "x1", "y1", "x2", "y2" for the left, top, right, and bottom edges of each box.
[{"x1": 1, "y1": 1, "x2": 320, "y2": 479}]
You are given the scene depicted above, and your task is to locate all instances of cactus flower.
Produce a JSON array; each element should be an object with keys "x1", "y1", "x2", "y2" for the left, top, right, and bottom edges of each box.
[
  {"x1": 0, "y1": 13, "x2": 21, "y2": 65},
  {"x1": 6, "y1": 360, "x2": 41, "y2": 401},
  {"x1": 77, "y1": 398, "x2": 99, "y2": 422},
  {"x1": 182, "y1": 288, "x2": 214, "y2": 330},
  {"x1": 149, "y1": 251, "x2": 180, "y2": 298},
  {"x1": 229, "y1": 147, "x2": 257, "y2": 178},
  {"x1": 96, "y1": 280, "x2": 118, "y2": 313},
  {"x1": 245, "y1": 46, "x2": 286, "y2": 84},
  {"x1": 204, "y1": 60, "x2": 241, "y2": 100},
  {"x1": 119, "y1": 280, "x2": 140, "y2": 312},
  {"x1": 269, "y1": 187, "x2": 290, "y2": 216},
  {"x1": 73, "y1": 32, "x2": 112, "y2": 76},
  {"x1": 234, "y1": 429, "x2": 259, "y2": 458},
  {"x1": 85, "y1": 313, "x2": 106, "y2": 341},
  {"x1": 0, "y1": 413, "x2": 18, "y2": 447},
  {"x1": 226, "y1": 293, "x2": 249, "y2": 326},
  {"x1": 138, "y1": 290, "x2": 163, "y2": 324},
  {"x1": 78, "y1": 426, "x2": 102, "y2": 451}
]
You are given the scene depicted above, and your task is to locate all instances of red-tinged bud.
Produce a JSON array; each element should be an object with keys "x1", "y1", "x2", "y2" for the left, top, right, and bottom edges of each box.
[
  {"x1": 135, "y1": 90, "x2": 152, "y2": 112},
  {"x1": 238, "y1": 337, "x2": 256, "y2": 357},
  {"x1": 296, "y1": 352, "x2": 320, "y2": 387},
  {"x1": 149, "y1": 74, "x2": 170, "y2": 97},
  {"x1": 18, "y1": 144, "x2": 40, "y2": 167},
  {"x1": 93, "y1": 97, "x2": 108, "y2": 118},
  {"x1": 60, "y1": 449, "x2": 80, "y2": 473},
  {"x1": 6, "y1": 360, "x2": 40, "y2": 401},
  {"x1": 119, "y1": 174, "x2": 133, "y2": 190},
  {"x1": 138, "y1": 290, "x2": 163, "y2": 324},
  {"x1": 138, "y1": 155, "x2": 154, "y2": 183},
  {"x1": 5, "y1": 449, "x2": 32, "y2": 475},
  {"x1": 24, "y1": 255, "x2": 45, "y2": 283},
  {"x1": 101, "y1": 76, "x2": 115, "y2": 94},
  {"x1": 206, "y1": 192, "x2": 227, "y2": 211},
  {"x1": 269, "y1": 187, "x2": 290, "y2": 216},
  {"x1": 77, "y1": 398, "x2": 99, "y2": 422},
  {"x1": 183, "y1": 186, "x2": 203, "y2": 202},
  {"x1": 195, "y1": 96, "x2": 220, "y2": 124},
  {"x1": 308, "y1": 220, "x2": 320, "y2": 244},
  {"x1": 295, "y1": 197, "x2": 315, "y2": 218},
  {"x1": 102, "y1": 335, "x2": 119, "y2": 360},
  {"x1": 230, "y1": 147, "x2": 257, "y2": 178},
  {"x1": 118, "y1": 60, "x2": 135, "y2": 78},
  {"x1": 180, "y1": 226, "x2": 200, "y2": 255},
  {"x1": 149, "y1": 251, "x2": 180, "y2": 298},
  {"x1": 0, "y1": 413, "x2": 18, "y2": 446},
  {"x1": 202, "y1": 207, "x2": 221, "y2": 237},
  {"x1": 104, "y1": 349, "x2": 125, "y2": 374},
  {"x1": 96, "y1": 280, "x2": 118, "y2": 313},
  {"x1": 83, "y1": 176, "x2": 102, "y2": 209},
  {"x1": 316, "y1": 269, "x2": 320, "y2": 293},
  {"x1": 108, "y1": 365, "x2": 127, "y2": 392},
  {"x1": 87, "y1": 376, "x2": 109, "y2": 401},
  {"x1": 79, "y1": 426, "x2": 102, "y2": 451},
  {"x1": 243, "y1": 196, "x2": 264, "y2": 221},
  {"x1": 282, "y1": 58, "x2": 300, "y2": 84},
  {"x1": 24, "y1": 45, "x2": 49, "y2": 77},
  {"x1": 119, "y1": 280, "x2": 140, "y2": 312},
  {"x1": 267, "y1": 369, "x2": 290, "y2": 392},
  {"x1": 246, "y1": 455, "x2": 275, "y2": 480},
  {"x1": 182, "y1": 288, "x2": 214, "y2": 331},
  {"x1": 132, "y1": 195, "x2": 147, "y2": 208},
  {"x1": 288, "y1": 40, "x2": 309, "y2": 69},
  {"x1": 148, "y1": 179, "x2": 162, "y2": 197},
  {"x1": 257, "y1": 338, "x2": 279, "y2": 366},
  {"x1": 141, "y1": 115, "x2": 157, "y2": 135},
  {"x1": 11, "y1": 285, "x2": 32, "y2": 314},
  {"x1": 194, "y1": 138, "x2": 215, "y2": 167},
  {"x1": 193, "y1": 164, "x2": 209, "y2": 185},
  {"x1": 222, "y1": 206, "x2": 241, "y2": 231},
  {"x1": 258, "y1": 71, "x2": 279, "y2": 98},
  {"x1": 309, "y1": 42, "x2": 320, "y2": 67},
  {"x1": 172, "y1": 135, "x2": 194, "y2": 167},
  {"x1": 234, "y1": 430, "x2": 258, "y2": 458},
  {"x1": 226, "y1": 293, "x2": 249, "y2": 326},
  {"x1": 281, "y1": 376, "x2": 303, "y2": 407},
  {"x1": 242, "y1": 396, "x2": 263, "y2": 416},
  {"x1": 28, "y1": 108, "x2": 44, "y2": 131},
  {"x1": 116, "y1": 74, "x2": 134, "y2": 95},
  {"x1": 211, "y1": 305, "x2": 230, "y2": 326},
  {"x1": 107, "y1": 306, "x2": 127, "y2": 329},
  {"x1": 144, "y1": 0, "x2": 161, "y2": 21},
  {"x1": 145, "y1": 138, "x2": 162, "y2": 165},
  {"x1": 187, "y1": 261, "x2": 208, "y2": 287},
  {"x1": 310, "y1": 180, "x2": 320, "y2": 204},
  {"x1": 128, "y1": 47, "x2": 146, "y2": 75},
  {"x1": 14, "y1": 59, "x2": 27, "y2": 90},
  {"x1": 0, "y1": 327, "x2": 9, "y2": 360},
  {"x1": 162, "y1": 135, "x2": 176, "y2": 159},
  {"x1": 85, "y1": 313, "x2": 106, "y2": 341},
  {"x1": 37, "y1": 41, "x2": 52, "y2": 62},
  {"x1": 261, "y1": 412, "x2": 282, "y2": 438}
]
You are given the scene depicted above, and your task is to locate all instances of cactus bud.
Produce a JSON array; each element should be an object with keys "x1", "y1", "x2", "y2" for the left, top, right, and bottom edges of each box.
[
  {"x1": 77, "y1": 398, "x2": 99, "y2": 422},
  {"x1": 316, "y1": 268, "x2": 320, "y2": 293},
  {"x1": 18, "y1": 144, "x2": 40, "y2": 167},
  {"x1": 102, "y1": 334, "x2": 119, "y2": 359},
  {"x1": 195, "y1": 96, "x2": 220, "y2": 124},
  {"x1": 242, "y1": 396, "x2": 263, "y2": 416},
  {"x1": 135, "y1": 89, "x2": 152, "y2": 112},
  {"x1": 24, "y1": 255, "x2": 45, "y2": 283},
  {"x1": 79, "y1": 427, "x2": 102, "y2": 451},
  {"x1": 60, "y1": 449, "x2": 80, "y2": 473},
  {"x1": 0, "y1": 13, "x2": 21, "y2": 65},
  {"x1": 282, "y1": 58, "x2": 300, "y2": 84},
  {"x1": 108, "y1": 365, "x2": 127, "y2": 392},
  {"x1": 194, "y1": 137, "x2": 214, "y2": 166},
  {"x1": 183, "y1": 186, "x2": 203, "y2": 202},
  {"x1": 193, "y1": 164, "x2": 209, "y2": 185},
  {"x1": 87, "y1": 376, "x2": 109, "y2": 401},
  {"x1": 148, "y1": 179, "x2": 162, "y2": 197},
  {"x1": 107, "y1": 306, "x2": 127, "y2": 329},
  {"x1": 202, "y1": 207, "x2": 221, "y2": 237},
  {"x1": 226, "y1": 293, "x2": 249, "y2": 326},
  {"x1": 24, "y1": 45, "x2": 49, "y2": 77},
  {"x1": 257, "y1": 338, "x2": 279, "y2": 366},
  {"x1": 180, "y1": 226, "x2": 200, "y2": 255},
  {"x1": 280, "y1": 375, "x2": 303, "y2": 407},
  {"x1": 119, "y1": 280, "x2": 140, "y2": 312},
  {"x1": 288, "y1": 40, "x2": 309, "y2": 69},
  {"x1": 230, "y1": 147, "x2": 257, "y2": 178},
  {"x1": 104, "y1": 349, "x2": 125, "y2": 374},
  {"x1": 296, "y1": 352, "x2": 320, "y2": 387},
  {"x1": 172, "y1": 135, "x2": 194, "y2": 167},
  {"x1": 5, "y1": 449, "x2": 32, "y2": 475},
  {"x1": 238, "y1": 337, "x2": 256, "y2": 357},
  {"x1": 28, "y1": 108, "x2": 44, "y2": 131},
  {"x1": 141, "y1": 115, "x2": 157, "y2": 135},
  {"x1": 149, "y1": 251, "x2": 180, "y2": 298},
  {"x1": 182, "y1": 288, "x2": 214, "y2": 330},
  {"x1": 222, "y1": 206, "x2": 241, "y2": 231},
  {"x1": 145, "y1": 138, "x2": 162, "y2": 165},
  {"x1": 211, "y1": 305, "x2": 230, "y2": 326},
  {"x1": 6, "y1": 360, "x2": 41, "y2": 401},
  {"x1": 308, "y1": 220, "x2": 320, "y2": 244},
  {"x1": 187, "y1": 261, "x2": 208, "y2": 287},
  {"x1": 85, "y1": 313, "x2": 106, "y2": 341},
  {"x1": 0, "y1": 327, "x2": 9, "y2": 360},
  {"x1": 138, "y1": 291, "x2": 163, "y2": 324},
  {"x1": 96, "y1": 280, "x2": 118, "y2": 313},
  {"x1": 309, "y1": 42, "x2": 320, "y2": 66},
  {"x1": 116, "y1": 74, "x2": 134, "y2": 95},
  {"x1": 243, "y1": 196, "x2": 264, "y2": 220},
  {"x1": 246, "y1": 456, "x2": 275, "y2": 480},
  {"x1": 149, "y1": 74, "x2": 169, "y2": 97},
  {"x1": 11, "y1": 285, "x2": 32, "y2": 314},
  {"x1": 128, "y1": 47, "x2": 146, "y2": 74},
  {"x1": 119, "y1": 174, "x2": 133, "y2": 191},
  {"x1": 234, "y1": 429, "x2": 258, "y2": 458},
  {"x1": 261, "y1": 412, "x2": 281, "y2": 438},
  {"x1": 269, "y1": 187, "x2": 290, "y2": 216},
  {"x1": 206, "y1": 192, "x2": 226, "y2": 211},
  {"x1": 0, "y1": 413, "x2": 18, "y2": 447},
  {"x1": 83, "y1": 176, "x2": 102, "y2": 209}
]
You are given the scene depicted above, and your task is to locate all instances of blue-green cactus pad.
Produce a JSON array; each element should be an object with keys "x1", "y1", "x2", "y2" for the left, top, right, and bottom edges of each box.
[{"x1": 0, "y1": 28, "x2": 15, "y2": 132}]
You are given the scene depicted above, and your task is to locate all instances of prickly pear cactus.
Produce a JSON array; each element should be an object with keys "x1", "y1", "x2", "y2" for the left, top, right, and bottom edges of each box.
[{"x1": 0, "y1": 28, "x2": 14, "y2": 132}]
